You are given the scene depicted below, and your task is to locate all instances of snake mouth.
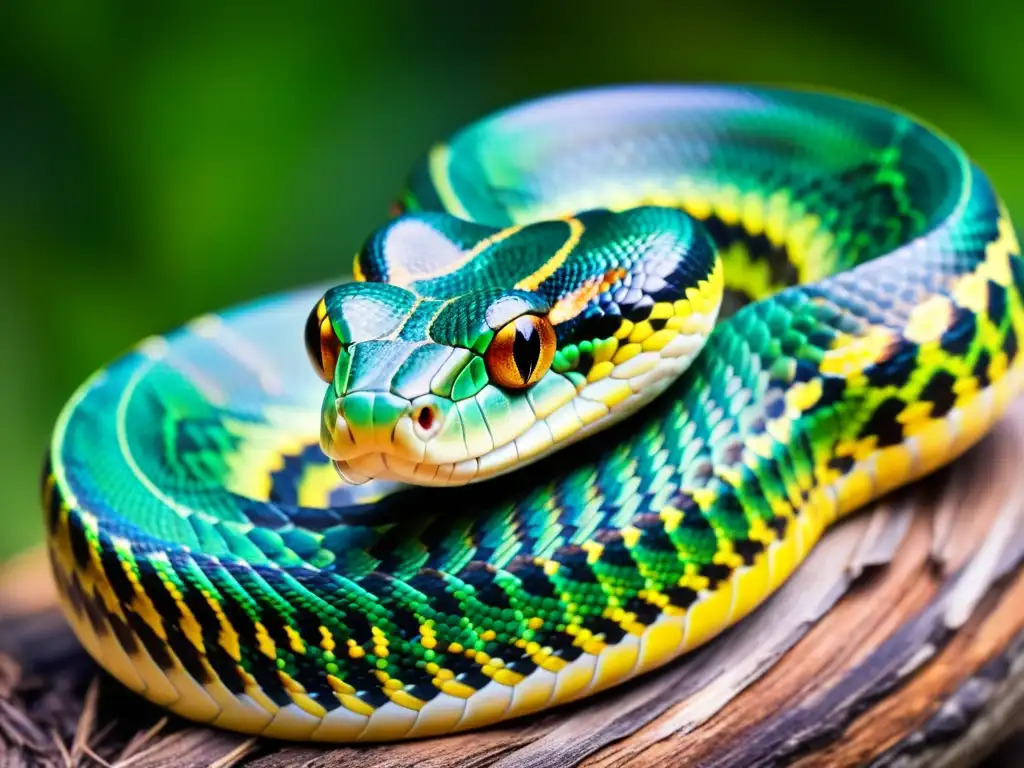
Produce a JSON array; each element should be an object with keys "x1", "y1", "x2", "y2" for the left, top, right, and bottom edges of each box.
[
  {"x1": 320, "y1": 379, "x2": 579, "y2": 487},
  {"x1": 321, "y1": 391, "x2": 449, "y2": 485},
  {"x1": 320, "y1": 385, "x2": 559, "y2": 487}
]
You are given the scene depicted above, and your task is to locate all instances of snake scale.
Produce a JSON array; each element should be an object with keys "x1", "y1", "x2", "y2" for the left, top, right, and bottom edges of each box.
[{"x1": 42, "y1": 85, "x2": 1024, "y2": 743}]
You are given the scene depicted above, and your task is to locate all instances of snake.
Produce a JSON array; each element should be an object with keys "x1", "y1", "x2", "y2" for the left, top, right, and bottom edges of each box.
[{"x1": 42, "y1": 84, "x2": 1024, "y2": 743}]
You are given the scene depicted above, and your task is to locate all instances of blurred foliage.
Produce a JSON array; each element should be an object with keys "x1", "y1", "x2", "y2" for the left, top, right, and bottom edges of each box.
[{"x1": 2, "y1": 0, "x2": 1023, "y2": 559}]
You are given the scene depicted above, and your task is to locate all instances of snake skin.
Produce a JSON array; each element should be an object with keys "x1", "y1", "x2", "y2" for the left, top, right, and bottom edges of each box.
[{"x1": 42, "y1": 85, "x2": 1024, "y2": 742}]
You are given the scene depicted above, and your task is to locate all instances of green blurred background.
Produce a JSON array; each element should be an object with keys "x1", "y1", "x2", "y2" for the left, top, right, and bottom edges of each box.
[{"x1": 3, "y1": 1, "x2": 1024, "y2": 561}]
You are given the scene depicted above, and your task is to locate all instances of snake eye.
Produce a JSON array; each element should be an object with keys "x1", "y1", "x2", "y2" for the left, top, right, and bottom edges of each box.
[
  {"x1": 485, "y1": 314, "x2": 556, "y2": 390},
  {"x1": 305, "y1": 298, "x2": 342, "y2": 384}
]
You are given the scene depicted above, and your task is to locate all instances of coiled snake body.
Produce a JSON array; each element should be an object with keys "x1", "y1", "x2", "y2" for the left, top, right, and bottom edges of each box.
[{"x1": 43, "y1": 85, "x2": 1024, "y2": 742}]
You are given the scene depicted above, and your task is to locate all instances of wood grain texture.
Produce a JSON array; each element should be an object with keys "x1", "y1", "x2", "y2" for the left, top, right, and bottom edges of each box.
[{"x1": 4, "y1": 402, "x2": 1024, "y2": 767}]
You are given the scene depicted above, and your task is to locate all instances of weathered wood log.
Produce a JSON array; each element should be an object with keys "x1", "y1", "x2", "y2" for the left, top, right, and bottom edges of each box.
[{"x1": 4, "y1": 402, "x2": 1024, "y2": 767}]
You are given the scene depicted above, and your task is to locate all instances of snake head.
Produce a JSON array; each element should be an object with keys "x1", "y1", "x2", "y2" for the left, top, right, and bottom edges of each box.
[{"x1": 306, "y1": 209, "x2": 723, "y2": 487}]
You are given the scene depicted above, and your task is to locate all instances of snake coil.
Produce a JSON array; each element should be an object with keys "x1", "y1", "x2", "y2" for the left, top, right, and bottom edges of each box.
[{"x1": 43, "y1": 84, "x2": 1024, "y2": 742}]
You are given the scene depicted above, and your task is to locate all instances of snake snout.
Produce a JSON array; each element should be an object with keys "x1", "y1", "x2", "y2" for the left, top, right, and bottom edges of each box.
[{"x1": 322, "y1": 390, "x2": 455, "y2": 481}]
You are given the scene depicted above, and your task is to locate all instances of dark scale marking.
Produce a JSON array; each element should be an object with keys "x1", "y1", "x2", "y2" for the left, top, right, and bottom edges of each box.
[
  {"x1": 665, "y1": 585, "x2": 699, "y2": 610},
  {"x1": 807, "y1": 329, "x2": 835, "y2": 349},
  {"x1": 538, "y1": 630, "x2": 585, "y2": 664},
  {"x1": 408, "y1": 681, "x2": 444, "y2": 703},
  {"x1": 673, "y1": 503, "x2": 717, "y2": 536},
  {"x1": 505, "y1": 556, "x2": 557, "y2": 598},
  {"x1": 178, "y1": 581, "x2": 228, "y2": 647},
  {"x1": 974, "y1": 350, "x2": 993, "y2": 389},
  {"x1": 828, "y1": 455, "x2": 856, "y2": 474},
  {"x1": 552, "y1": 544, "x2": 599, "y2": 584},
  {"x1": 709, "y1": 489, "x2": 750, "y2": 540},
  {"x1": 441, "y1": 650, "x2": 492, "y2": 691},
  {"x1": 165, "y1": 624, "x2": 214, "y2": 684},
  {"x1": 764, "y1": 390, "x2": 787, "y2": 420},
  {"x1": 213, "y1": 565, "x2": 294, "y2": 707},
  {"x1": 107, "y1": 613, "x2": 141, "y2": 656},
  {"x1": 123, "y1": 609, "x2": 174, "y2": 670},
  {"x1": 580, "y1": 615, "x2": 628, "y2": 645},
  {"x1": 53, "y1": 565, "x2": 85, "y2": 617},
  {"x1": 815, "y1": 375, "x2": 847, "y2": 412},
  {"x1": 96, "y1": 537, "x2": 137, "y2": 606},
  {"x1": 733, "y1": 538, "x2": 766, "y2": 565},
  {"x1": 460, "y1": 561, "x2": 512, "y2": 609},
  {"x1": 210, "y1": 564, "x2": 260, "y2": 643},
  {"x1": 285, "y1": 656, "x2": 343, "y2": 713},
  {"x1": 860, "y1": 396, "x2": 907, "y2": 447},
  {"x1": 367, "y1": 526, "x2": 420, "y2": 572},
  {"x1": 67, "y1": 516, "x2": 92, "y2": 570},
  {"x1": 573, "y1": 343, "x2": 596, "y2": 378},
  {"x1": 632, "y1": 513, "x2": 677, "y2": 553},
  {"x1": 920, "y1": 370, "x2": 958, "y2": 419},
  {"x1": 503, "y1": 653, "x2": 539, "y2": 679},
  {"x1": 718, "y1": 438, "x2": 745, "y2": 466},
  {"x1": 939, "y1": 309, "x2": 977, "y2": 357},
  {"x1": 408, "y1": 569, "x2": 466, "y2": 614},
  {"x1": 700, "y1": 215, "x2": 800, "y2": 288},
  {"x1": 305, "y1": 676, "x2": 345, "y2": 712},
  {"x1": 347, "y1": 575, "x2": 391, "y2": 644},
  {"x1": 285, "y1": 506, "x2": 339, "y2": 532},
  {"x1": 700, "y1": 563, "x2": 733, "y2": 588},
  {"x1": 388, "y1": 605, "x2": 425, "y2": 642},
  {"x1": 242, "y1": 659, "x2": 295, "y2": 709},
  {"x1": 336, "y1": 655, "x2": 393, "y2": 709},
  {"x1": 233, "y1": 497, "x2": 289, "y2": 529},
  {"x1": 44, "y1": 469, "x2": 62, "y2": 534},
  {"x1": 1011, "y1": 254, "x2": 1024, "y2": 296},
  {"x1": 793, "y1": 360, "x2": 818, "y2": 383},
  {"x1": 768, "y1": 515, "x2": 790, "y2": 540},
  {"x1": 569, "y1": 312, "x2": 623, "y2": 348},
  {"x1": 623, "y1": 596, "x2": 661, "y2": 626},
  {"x1": 353, "y1": 683, "x2": 392, "y2": 711},
  {"x1": 136, "y1": 563, "x2": 212, "y2": 684},
  {"x1": 247, "y1": 587, "x2": 300, "y2": 655},
  {"x1": 267, "y1": 445, "x2": 330, "y2": 507},
  {"x1": 591, "y1": 529, "x2": 639, "y2": 567},
  {"x1": 1004, "y1": 326, "x2": 1018, "y2": 363},
  {"x1": 866, "y1": 344, "x2": 919, "y2": 388},
  {"x1": 623, "y1": 294, "x2": 656, "y2": 322},
  {"x1": 135, "y1": 562, "x2": 183, "y2": 627},
  {"x1": 178, "y1": 578, "x2": 248, "y2": 695},
  {"x1": 79, "y1": 582, "x2": 110, "y2": 637},
  {"x1": 282, "y1": 575, "x2": 342, "y2": 642},
  {"x1": 988, "y1": 280, "x2": 1008, "y2": 327}
]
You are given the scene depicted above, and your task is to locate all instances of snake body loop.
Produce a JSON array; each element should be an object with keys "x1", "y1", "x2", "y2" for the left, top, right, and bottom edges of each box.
[{"x1": 43, "y1": 85, "x2": 1024, "y2": 742}]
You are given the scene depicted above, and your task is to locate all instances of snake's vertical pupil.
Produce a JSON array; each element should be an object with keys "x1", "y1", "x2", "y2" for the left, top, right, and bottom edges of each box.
[
  {"x1": 485, "y1": 313, "x2": 557, "y2": 390},
  {"x1": 512, "y1": 318, "x2": 542, "y2": 383}
]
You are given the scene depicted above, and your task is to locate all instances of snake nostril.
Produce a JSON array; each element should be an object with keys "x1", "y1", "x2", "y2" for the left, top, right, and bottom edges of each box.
[
  {"x1": 410, "y1": 401, "x2": 444, "y2": 441},
  {"x1": 416, "y1": 405, "x2": 435, "y2": 431}
]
